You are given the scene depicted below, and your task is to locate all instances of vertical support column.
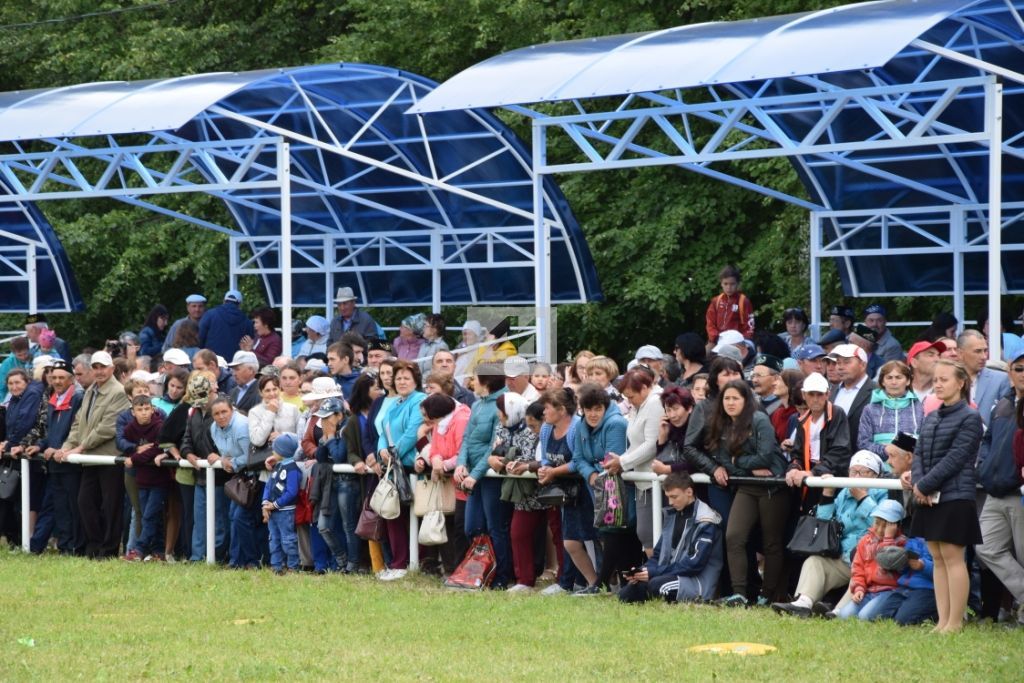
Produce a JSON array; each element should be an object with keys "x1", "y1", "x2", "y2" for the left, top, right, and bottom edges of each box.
[
  {"x1": 206, "y1": 465, "x2": 216, "y2": 565},
  {"x1": 986, "y1": 78, "x2": 1003, "y2": 361},
  {"x1": 26, "y1": 244, "x2": 37, "y2": 315},
  {"x1": 809, "y1": 212, "x2": 822, "y2": 341},
  {"x1": 951, "y1": 207, "x2": 965, "y2": 333},
  {"x1": 650, "y1": 476, "x2": 663, "y2": 544},
  {"x1": 532, "y1": 123, "x2": 551, "y2": 361},
  {"x1": 229, "y1": 236, "x2": 239, "y2": 293},
  {"x1": 279, "y1": 142, "x2": 293, "y2": 359},
  {"x1": 408, "y1": 511, "x2": 419, "y2": 571},
  {"x1": 20, "y1": 458, "x2": 30, "y2": 552},
  {"x1": 430, "y1": 232, "x2": 442, "y2": 315},
  {"x1": 325, "y1": 236, "x2": 334, "y2": 321}
]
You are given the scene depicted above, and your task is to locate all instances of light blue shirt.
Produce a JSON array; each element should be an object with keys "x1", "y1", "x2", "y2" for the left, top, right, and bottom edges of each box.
[{"x1": 210, "y1": 412, "x2": 251, "y2": 469}]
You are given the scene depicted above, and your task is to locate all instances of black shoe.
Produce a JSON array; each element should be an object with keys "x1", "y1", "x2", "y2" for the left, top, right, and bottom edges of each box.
[
  {"x1": 771, "y1": 601, "x2": 811, "y2": 618},
  {"x1": 811, "y1": 601, "x2": 833, "y2": 618}
]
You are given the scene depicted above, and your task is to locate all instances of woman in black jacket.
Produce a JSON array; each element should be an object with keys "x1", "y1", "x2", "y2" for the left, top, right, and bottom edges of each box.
[
  {"x1": 910, "y1": 359, "x2": 983, "y2": 633},
  {"x1": 690, "y1": 380, "x2": 789, "y2": 606}
]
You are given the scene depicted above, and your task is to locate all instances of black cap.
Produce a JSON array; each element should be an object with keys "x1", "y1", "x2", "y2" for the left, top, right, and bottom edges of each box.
[
  {"x1": 367, "y1": 337, "x2": 393, "y2": 353},
  {"x1": 818, "y1": 329, "x2": 847, "y2": 347},
  {"x1": 754, "y1": 354, "x2": 783, "y2": 373},
  {"x1": 852, "y1": 323, "x2": 878, "y2": 345},
  {"x1": 829, "y1": 305, "x2": 855, "y2": 320},
  {"x1": 23, "y1": 313, "x2": 47, "y2": 326},
  {"x1": 50, "y1": 359, "x2": 71, "y2": 373}
]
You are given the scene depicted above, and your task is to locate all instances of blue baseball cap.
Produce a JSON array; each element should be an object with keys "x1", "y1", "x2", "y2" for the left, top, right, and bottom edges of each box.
[
  {"x1": 864, "y1": 303, "x2": 887, "y2": 318},
  {"x1": 871, "y1": 499, "x2": 905, "y2": 523},
  {"x1": 792, "y1": 343, "x2": 826, "y2": 361}
]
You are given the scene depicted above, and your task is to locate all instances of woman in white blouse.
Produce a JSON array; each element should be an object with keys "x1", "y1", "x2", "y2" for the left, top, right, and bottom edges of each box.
[{"x1": 603, "y1": 367, "x2": 664, "y2": 555}]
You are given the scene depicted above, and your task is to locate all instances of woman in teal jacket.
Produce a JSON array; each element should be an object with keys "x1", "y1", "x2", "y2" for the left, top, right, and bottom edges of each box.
[
  {"x1": 374, "y1": 360, "x2": 426, "y2": 580},
  {"x1": 454, "y1": 363, "x2": 510, "y2": 587},
  {"x1": 572, "y1": 382, "x2": 641, "y2": 589}
]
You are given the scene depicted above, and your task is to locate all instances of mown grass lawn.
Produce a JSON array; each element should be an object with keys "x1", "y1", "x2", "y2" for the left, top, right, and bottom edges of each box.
[{"x1": 0, "y1": 552, "x2": 1019, "y2": 681}]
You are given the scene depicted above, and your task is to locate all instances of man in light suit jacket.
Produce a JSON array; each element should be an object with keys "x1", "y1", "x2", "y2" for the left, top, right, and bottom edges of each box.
[
  {"x1": 827, "y1": 344, "x2": 877, "y2": 448},
  {"x1": 56, "y1": 351, "x2": 132, "y2": 559},
  {"x1": 958, "y1": 329, "x2": 1010, "y2": 427}
]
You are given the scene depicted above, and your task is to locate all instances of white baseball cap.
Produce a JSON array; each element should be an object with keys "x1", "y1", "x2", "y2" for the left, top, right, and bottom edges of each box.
[
  {"x1": 828, "y1": 344, "x2": 867, "y2": 363},
  {"x1": 717, "y1": 330, "x2": 745, "y2": 346},
  {"x1": 90, "y1": 351, "x2": 114, "y2": 367},
  {"x1": 163, "y1": 348, "x2": 191, "y2": 366},
  {"x1": 634, "y1": 344, "x2": 663, "y2": 361},
  {"x1": 802, "y1": 372, "x2": 829, "y2": 394},
  {"x1": 227, "y1": 350, "x2": 258, "y2": 367}
]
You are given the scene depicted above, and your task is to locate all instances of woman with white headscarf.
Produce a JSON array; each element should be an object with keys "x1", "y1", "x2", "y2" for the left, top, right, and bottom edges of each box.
[{"x1": 453, "y1": 320, "x2": 484, "y2": 383}]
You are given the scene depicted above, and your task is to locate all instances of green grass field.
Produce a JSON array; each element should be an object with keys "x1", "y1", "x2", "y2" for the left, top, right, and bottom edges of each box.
[{"x1": 0, "y1": 552, "x2": 1019, "y2": 681}]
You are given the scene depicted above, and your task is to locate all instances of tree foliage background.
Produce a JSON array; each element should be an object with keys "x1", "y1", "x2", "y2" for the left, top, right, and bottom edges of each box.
[{"x1": 0, "y1": 0, "x2": 967, "y2": 360}]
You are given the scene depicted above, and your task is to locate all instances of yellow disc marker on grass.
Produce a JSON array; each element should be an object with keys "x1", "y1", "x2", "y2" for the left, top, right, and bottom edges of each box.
[{"x1": 687, "y1": 642, "x2": 776, "y2": 656}]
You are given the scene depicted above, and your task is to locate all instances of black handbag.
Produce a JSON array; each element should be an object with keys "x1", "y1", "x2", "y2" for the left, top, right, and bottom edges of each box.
[
  {"x1": 535, "y1": 482, "x2": 576, "y2": 508},
  {"x1": 246, "y1": 442, "x2": 273, "y2": 472},
  {"x1": 786, "y1": 510, "x2": 843, "y2": 558},
  {"x1": 384, "y1": 426, "x2": 414, "y2": 505},
  {"x1": 224, "y1": 473, "x2": 261, "y2": 508},
  {"x1": 0, "y1": 462, "x2": 20, "y2": 500}
]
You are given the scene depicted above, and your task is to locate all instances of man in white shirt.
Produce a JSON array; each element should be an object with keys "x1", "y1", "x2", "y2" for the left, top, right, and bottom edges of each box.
[
  {"x1": 828, "y1": 344, "x2": 876, "y2": 448},
  {"x1": 503, "y1": 355, "x2": 540, "y2": 402}
]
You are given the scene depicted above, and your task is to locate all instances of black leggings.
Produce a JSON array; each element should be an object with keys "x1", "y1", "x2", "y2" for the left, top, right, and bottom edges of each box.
[{"x1": 725, "y1": 486, "x2": 790, "y2": 601}]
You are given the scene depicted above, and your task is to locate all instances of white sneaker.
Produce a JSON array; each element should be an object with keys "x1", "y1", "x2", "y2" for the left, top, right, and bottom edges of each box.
[
  {"x1": 380, "y1": 569, "x2": 407, "y2": 581},
  {"x1": 507, "y1": 584, "x2": 532, "y2": 594},
  {"x1": 540, "y1": 584, "x2": 566, "y2": 596},
  {"x1": 376, "y1": 569, "x2": 393, "y2": 580}
]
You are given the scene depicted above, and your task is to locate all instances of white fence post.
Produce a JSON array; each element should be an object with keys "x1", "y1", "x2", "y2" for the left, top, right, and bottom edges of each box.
[
  {"x1": 650, "y1": 476, "x2": 662, "y2": 545},
  {"x1": 408, "y1": 512, "x2": 419, "y2": 571},
  {"x1": 20, "y1": 458, "x2": 30, "y2": 552},
  {"x1": 206, "y1": 465, "x2": 216, "y2": 565}
]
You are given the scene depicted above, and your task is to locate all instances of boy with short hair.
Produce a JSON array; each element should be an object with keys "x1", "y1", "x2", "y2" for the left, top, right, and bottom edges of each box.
[
  {"x1": 262, "y1": 433, "x2": 302, "y2": 574},
  {"x1": 705, "y1": 264, "x2": 755, "y2": 347},
  {"x1": 122, "y1": 395, "x2": 170, "y2": 561},
  {"x1": 619, "y1": 472, "x2": 723, "y2": 603}
]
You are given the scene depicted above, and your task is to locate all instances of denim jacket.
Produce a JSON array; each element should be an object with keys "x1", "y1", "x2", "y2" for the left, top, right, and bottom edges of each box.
[{"x1": 211, "y1": 412, "x2": 251, "y2": 470}]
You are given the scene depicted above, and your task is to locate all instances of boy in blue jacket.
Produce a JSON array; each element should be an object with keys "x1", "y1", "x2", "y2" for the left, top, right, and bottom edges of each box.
[
  {"x1": 874, "y1": 537, "x2": 938, "y2": 625},
  {"x1": 262, "y1": 433, "x2": 301, "y2": 574},
  {"x1": 619, "y1": 472, "x2": 723, "y2": 603}
]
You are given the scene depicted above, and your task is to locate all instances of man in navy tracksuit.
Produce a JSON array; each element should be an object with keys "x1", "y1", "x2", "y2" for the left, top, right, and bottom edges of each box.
[
  {"x1": 35, "y1": 360, "x2": 84, "y2": 555},
  {"x1": 619, "y1": 472, "x2": 723, "y2": 603}
]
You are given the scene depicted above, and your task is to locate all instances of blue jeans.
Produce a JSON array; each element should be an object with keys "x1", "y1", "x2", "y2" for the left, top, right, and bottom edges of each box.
[
  {"x1": 464, "y1": 477, "x2": 512, "y2": 587},
  {"x1": 229, "y1": 501, "x2": 263, "y2": 568},
  {"x1": 191, "y1": 485, "x2": 230, "y2": 562},
  {"x1": 318, "y1": 477, "x2": 362, "y2": 570},
  {"x1": 838, "y1": 589, "x2": 897, "y2": 620},
  {"x1": 29, "y1": 482, "x2": 55, "y2": 553},
  {"x1": 876, "y1": 587, "x2": 939, "y2": 625},
  {"x1": 268, "y1": 509, "x2": 299, "y2": 570},
  {"x1": 136, "y1": 487, "x2": 166, "y2": 556},
  {"x1": 43, "y1": 469, "x2": 83, "y2": 555}
]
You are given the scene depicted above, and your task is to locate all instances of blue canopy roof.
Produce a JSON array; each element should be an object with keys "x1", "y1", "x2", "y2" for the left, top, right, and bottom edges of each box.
[
  {"x1": 0, "y1": 63, "x2": 602, "y2": 311},
  {"x1": 413, "y1": 0, "x2": 1024, "y2": 298}
]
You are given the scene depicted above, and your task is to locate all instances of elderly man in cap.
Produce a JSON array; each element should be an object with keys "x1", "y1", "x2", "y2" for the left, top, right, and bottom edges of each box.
[
  {"x1": 24, "y1": 314, "x2": 71, "y2": 363},
  {"x1": 503, "y1": 355, "x2": 540, "y2": 402},
  {"x1": 751, "y1": 354, "x2": 784, "y2": 416},
  {"x1": 956, "y1": 329, "x2": 1010, "y2": 428},
  {"x1": 793, "y1": 343, "x2": 827, "y2": 378},
  {"x1": 55, "y1": 351, "x2": 132, "y2": 558},
  {"x1": 365, "y1": 337, "x2": 394, "y2": 370},
  {"x1": 828, "y1": 344, "x2": 877, "y2": 448},
  {"x1": 907, "y1": 340, "x2": 943, "y2": 400},
  {"x1": 327, "y1": 286, "x2": 380, "y2": 344},
  {"x1": 161, "y1": 348, "x2": 192, "y2": 375},
  {"x1": 849, "y1": 323, "x2": 883, "y2": 380},
  {"x1": 634, "y1": 344, "x2": 668, "y2": 387},
  {"x1": 295, "y1": 315, "x2": 330, "y2": 358},
  {"x1": 227, "y1": 350, "x2": 261, "y2": 415},
  {"x1": 163, "y1": 294, "x2": 207, "y2": 353},
  {"x1": 198, "y1": 290, "x2": 254, "y2": 360},
  {"x1": 863, "y1": 304, "x2": 904, "y2": 363},
  {"x1": 32, "y1": 359, "x2": 85, "y2": 555},
  {"x1": 828, "y1": 305, "x2": 855, "y2": 337}
]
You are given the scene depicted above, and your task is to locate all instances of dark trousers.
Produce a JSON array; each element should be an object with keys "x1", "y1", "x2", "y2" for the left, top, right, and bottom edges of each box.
[
  {"x1": 511, "y1": 509, "x2": 547, "y2": 586},
  {"x1": 47, "y1": 469, "x2": 84, "y2": 554},
  {"x1": 30, "y1": 482, "x2": 55, "y2": 553},
  {"x1": 0, "y1": 498, "x2": 19, "y2": 547},
  {"x1": 177, "y1": 483, "x2": 194, "y2": 559},
  {"x1": 78, "y1": 465, "x2": 126, "y2": 558},
  {"x1": 385, "y1": 505, "x2": 410, "y2": 570},
  {"x1": 619, "y1": 574, "x2": 677, "y2": 603},
  {"x1": 452, "y1": 498, "x2": 469, "y2": 563},
  {"x1": 877, "y1": 587, "x2": 939, "y2": 625},
  {"x1": 726, "y1": 486, "x2": 790, "y2": 601},
  {"x1": 598, "y1": 530, "x2": 645, "y2": 589}
]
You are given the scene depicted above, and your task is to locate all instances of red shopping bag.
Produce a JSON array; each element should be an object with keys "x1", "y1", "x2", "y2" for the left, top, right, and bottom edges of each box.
[{"x1": 444, "y1": 535, "x2": 496, "y2": 590}]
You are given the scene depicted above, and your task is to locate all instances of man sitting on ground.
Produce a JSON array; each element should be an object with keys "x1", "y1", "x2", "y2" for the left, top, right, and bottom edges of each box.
[{"x1": 618, "y1": 472, "x2": 723, "y2": 604}]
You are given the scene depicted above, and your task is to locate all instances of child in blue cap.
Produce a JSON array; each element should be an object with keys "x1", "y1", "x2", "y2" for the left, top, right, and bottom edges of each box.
[{"x1": 262, "y1": 433, "x2": 301, "y2": 574}]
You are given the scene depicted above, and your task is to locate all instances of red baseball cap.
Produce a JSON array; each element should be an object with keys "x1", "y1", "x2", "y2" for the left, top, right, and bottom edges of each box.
[{"x1": 907, "y1": 340, "x2": 944, "y2": 364}]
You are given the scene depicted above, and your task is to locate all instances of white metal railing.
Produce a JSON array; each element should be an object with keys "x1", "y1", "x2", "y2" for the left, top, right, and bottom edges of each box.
[{"x1": 8, "y1": 454, "x2": 904, "y2": 569}]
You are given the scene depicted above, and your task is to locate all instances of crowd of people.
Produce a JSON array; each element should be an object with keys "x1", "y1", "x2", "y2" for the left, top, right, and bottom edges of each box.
[{"x1": 2, "y1": 269, "x2": 1023, "y2": 633}]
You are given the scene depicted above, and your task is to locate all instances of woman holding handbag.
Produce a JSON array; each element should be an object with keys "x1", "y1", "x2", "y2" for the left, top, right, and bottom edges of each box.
[
  {"x1": 207, "y1": 397, "x2": 258, "y2": 568},
  {"x1": 454, "y1": 363, "x2": 511, "y2": 589},
  {"x1": 572, "y1": 383, "x2": 639, "y2": 591},
  {"x1": 414, "y1": 393, "x2": 470, "y2": 576},
  {"x1": 374, "y1": 360, "x2": 426, "y2": 581}
]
